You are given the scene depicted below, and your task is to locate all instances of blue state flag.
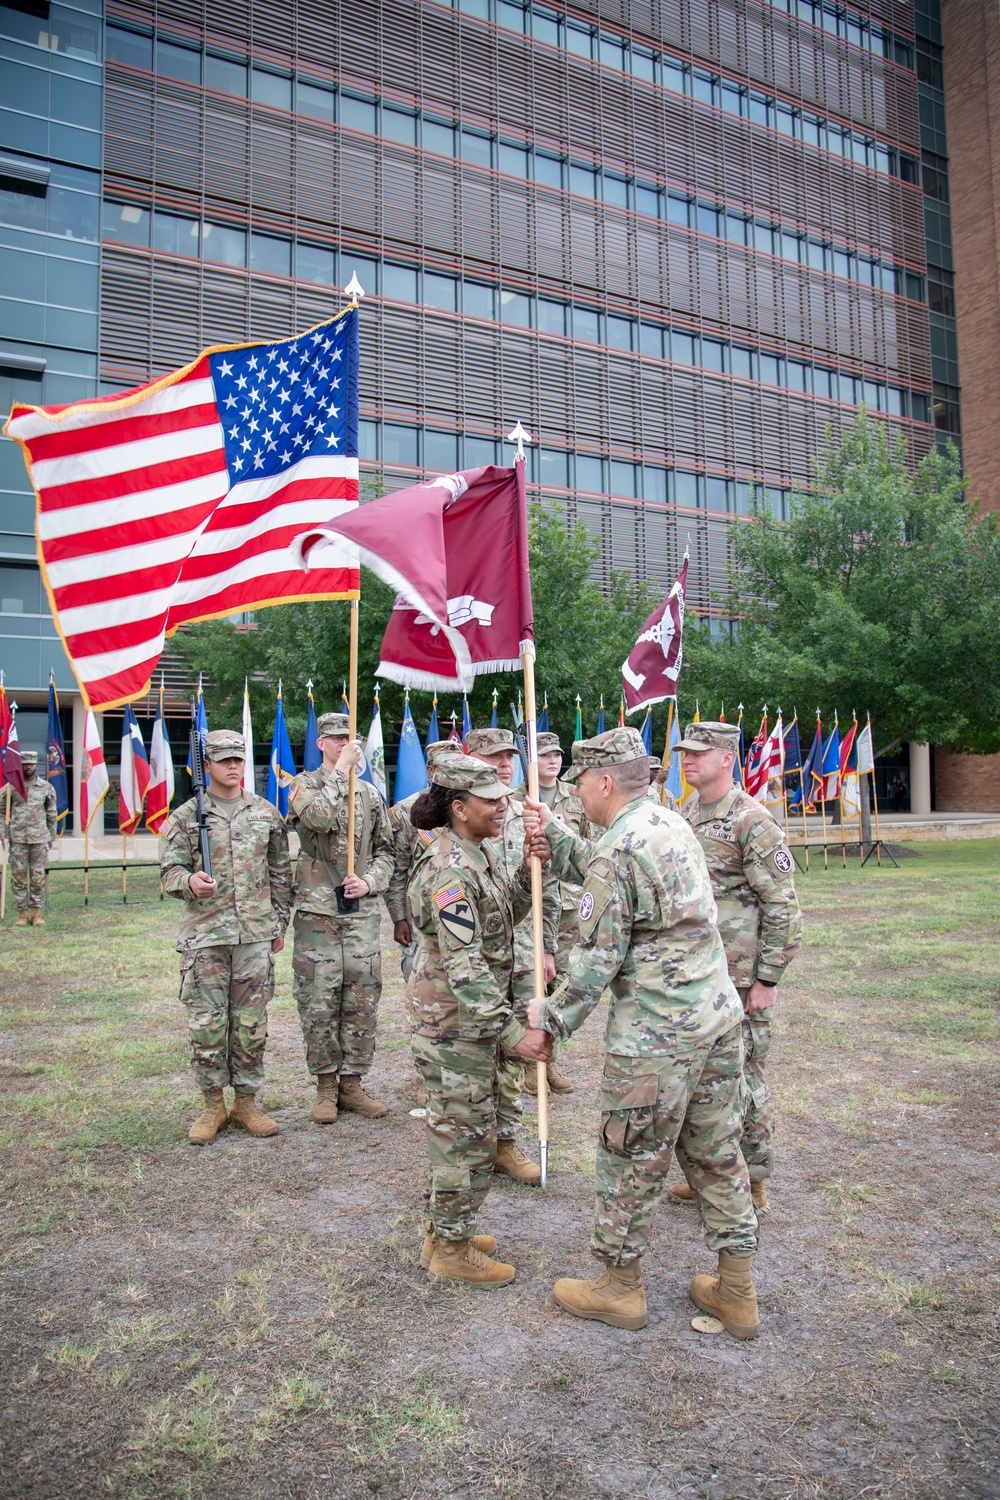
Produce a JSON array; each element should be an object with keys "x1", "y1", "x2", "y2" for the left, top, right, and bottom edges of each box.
[
  {"x1": 596, "y1": 698, "x2": 605, "y2": 736},
  {"x1": 640, "y1": 707, "x2": 653, "y2": 754},
  {"x1": 489, "y1": 692, "x2": 498, "y2": 729},
  {"x1": 46, "y1": 676, "x2": 68, "y2": 830},
  {"x1": 733, "y1": 712, "x2": 746, "y2": 787},
  {"x1": 267, "y1": 688, "x2": 296, "y2": 816},
  {"x1": 303, "y1": 685, "x2": 321, "y2": 771},
  {"x1": 341, "y1": 683, "x2": 350, "y2": 717},
  {"x1": 462, "y1": 694, "x2": 473, "y2": 747},
  {"x1": 666, "y1": 710, "x2": 683, "y2": 800},
  {"x1": 783, "y1": 716, "x2": 803, "y2": 771},
  {"x1": 394, "y1": 693, "x2": 427, "y2": 804},
  {"x1": 817, "y1": 719, "x2": 841, "y2": 801},
  {"x1": 426, "y1": 697, "x2": 440, "y2": 747},
  {"x1": 537, "y1": 696, "x2": 549, "y2": 734},
  {"x1": 186, "y1": 675, "x2": 209, "y2": 775},
  {"x1": 791, "y1": 718, "x2": 823, "y2": 808}
]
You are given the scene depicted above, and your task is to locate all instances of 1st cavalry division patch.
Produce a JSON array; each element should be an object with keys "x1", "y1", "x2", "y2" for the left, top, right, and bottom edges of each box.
[{"x1": 434, "y1": 882, "x2": 477, "y2": 945}]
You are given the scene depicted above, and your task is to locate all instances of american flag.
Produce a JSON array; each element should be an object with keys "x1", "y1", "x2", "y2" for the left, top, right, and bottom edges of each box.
[{"x1": 4, "y1": 308, "x2": 361, "y2": 710}]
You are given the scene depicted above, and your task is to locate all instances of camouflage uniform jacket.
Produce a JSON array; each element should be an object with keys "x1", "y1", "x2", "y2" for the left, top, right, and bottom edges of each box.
[
  {"x1": 406, "y1": 828, "x2": 533, "y2": 1051},
  {"x1": 537, "y1": 797, "x2": 742, "y2": 1055},
  {"x1": 385, "y1": 790, "x2": 439, "y2": 923},
  {"x1": 681, "y1": 786, "x2": 802, "y2": 987},
  {"x1": 4, "y1": 775, "x2": 57, "y2": 843},
  {"x1": 159, "y1": 792, "x2": 292, "y2": 953},
  {"x1": 488, "y1": 799, "x2": 560, "y2": 958},
  {"x1": 514, "y1": 779, "x2": 592, "y2": 922},
  {"x1": 287, "y1": 766, "x2": 394, "y2": 918}
]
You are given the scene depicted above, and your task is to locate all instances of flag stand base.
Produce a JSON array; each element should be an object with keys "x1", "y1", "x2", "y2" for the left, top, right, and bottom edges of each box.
[{"x1": 860, "y1": 840, "x2": 899, "y2": 868}]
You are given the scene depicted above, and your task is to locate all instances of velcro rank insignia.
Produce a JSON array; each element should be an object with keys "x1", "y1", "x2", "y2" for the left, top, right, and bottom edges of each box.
[{"x1": 434, "y1": 882, "x2": 466, "y2": 910}]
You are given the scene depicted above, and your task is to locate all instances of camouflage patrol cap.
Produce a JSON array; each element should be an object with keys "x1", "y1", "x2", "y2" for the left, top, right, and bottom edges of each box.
[
  {"x1": 20, "y1": 750, "x2": 38, "y2": 765},
  {"x1": 425, "y1": 739, "x2": 460, "y2": 770},
  {"x1": 648, "y1": 754, "x2": 663, "y2": 771},
  {"x1": 204, "y1": 729, "x2": 245, "y2": 761},
  {"x1": 676, "y1": 721, "x2": 740, "y2": 753},
  {"x1": 465, "y1": 727, "x2": 515, "y2": 756},
  {"x1": 562, "y1": 727, "x2": 648, "y2": 782},
  {"x1": 536, "y1": 732, "x2": 562, "y2": 755},
  {"x1": 430, "y1": 754, "x2": 508, "y2": 800},
  {"x1": 316, "y1": 712, "x2": 350, "y2": 738}
]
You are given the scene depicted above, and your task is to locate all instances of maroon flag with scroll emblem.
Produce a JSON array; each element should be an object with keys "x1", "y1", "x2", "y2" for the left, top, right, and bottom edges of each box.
[
  {"x1": 621, "y1": 553, "x2": 689, "y2": 714},
  {"x1": 295, "y1": 463, "x2": 534, "y2": 691}
]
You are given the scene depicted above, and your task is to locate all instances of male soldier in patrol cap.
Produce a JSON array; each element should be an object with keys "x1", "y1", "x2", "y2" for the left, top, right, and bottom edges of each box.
[
  {"x1": 287, "y1": 711, "x2": 395, "y2": 1124},
  {"x1": 646, "y1": 755, "x2": 677, "y2": 811},
  {"x1": 160, "y1": 729, "x2": 291, "y2": 1144},
  {"x1": 4, "y1": 750, "x2": 57, "y2": 926},
  {"x1": 524, "y1": 727, "x2": 762, "y2": 1338},
  {"x1": 669, "y1": 721, "x2": 802, "y2": 1212},
  {"x1": 515, "y1": 729, "x2": 585, "y2": 1096},
  {"x1": 465, "y1": 726, "x2": 559, "y2": 1184},
  {"x1": 386, "y1": 741, "x2": 459, "y2": 984}
]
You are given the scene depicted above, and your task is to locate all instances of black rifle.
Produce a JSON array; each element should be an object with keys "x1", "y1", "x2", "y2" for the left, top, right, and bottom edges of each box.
[
  {"x1": 189, "y1": 695, "x2": 212, "y2": 882},
  {"x1": 510, "y1": 705, "x2": 530, "y2": 784}
]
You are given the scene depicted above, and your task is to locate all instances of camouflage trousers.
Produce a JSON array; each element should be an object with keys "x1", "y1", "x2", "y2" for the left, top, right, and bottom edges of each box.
[
  {"x1": 10, "y1": 842, "x2": 46, "y2": 910},
  {"x1": 740, "y1": 1001, "x2": 775, "y2": 1182},
  {"x1": 292, "y1": 909, "x2": 382, "y2": 1077},
  {"x1": 593, "y1": 1022, "x2": 758, "y2": 1267},
  {"x1": 412, "y1": 1033, "x2": 506, "y2": 1241},
  {"x1": 178, "y1": 941, "x2": 274, "y2": 1093}
]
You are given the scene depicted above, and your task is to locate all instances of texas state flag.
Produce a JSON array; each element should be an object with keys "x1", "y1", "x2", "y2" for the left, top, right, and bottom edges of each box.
[{"x1": 119, "y1": 705, "x2": 150, "y2": 835}]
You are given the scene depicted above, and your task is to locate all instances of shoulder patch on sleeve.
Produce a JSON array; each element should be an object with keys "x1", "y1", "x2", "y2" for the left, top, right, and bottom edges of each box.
[
  {"x1": 577, "y1": 872, "x2": 614, "y2": 941},
  {"x1": 161, "y1": 817, "x2": 174, "y2": 839},
  {"x1": 288, "y1": 779, "x2": 314, "y2": 811},
  {"x1": 434, "y1": 881, "x2": 466, "y2": 910},
  {"x1": 771, "y1": 847, "x2": 794, "y2": 875}
]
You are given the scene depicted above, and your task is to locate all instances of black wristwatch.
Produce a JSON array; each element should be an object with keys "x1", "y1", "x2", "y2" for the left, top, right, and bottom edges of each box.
[{"x1": 755, "y1": 978, "x2": 777, "y2": 988}]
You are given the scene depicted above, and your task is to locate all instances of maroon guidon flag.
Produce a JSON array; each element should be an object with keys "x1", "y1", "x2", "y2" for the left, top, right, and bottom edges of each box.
[
  {"x1": 296, "y1": 463, "x2": 534, "y2": 691},
  {"x1": 621, "y1": 552, "x2": 689, "y2": 714}
]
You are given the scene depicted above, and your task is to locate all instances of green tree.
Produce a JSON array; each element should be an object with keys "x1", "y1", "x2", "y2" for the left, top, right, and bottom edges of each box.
[
  {"x1": 684, "y1": 414, "x2": 1000, "y2": 757},
  {"x1": 174, "y1": 502, "x2": 662, "y2": 762}
]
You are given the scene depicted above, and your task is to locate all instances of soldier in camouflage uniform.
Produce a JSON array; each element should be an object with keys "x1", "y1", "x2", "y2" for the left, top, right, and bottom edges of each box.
[
  {"x1": 646, "y1": 754, "x2": 677, "y2": 811},
  {"x1": 465, "y1": 727, "x2": 559, "y2": 1185},
  {"x1": 4, "y1": 750, "x2": 57, "y2": 926},
  {"x1": 159, "y1": 729, "x2": 291, "y2": 1145},
  {"x1": 287, "y1": 711, "x2": 394, "y2": 1124},
  {"x1": 670, "y1": 721, "x2": 802, "y2": 1211},
  {"x1": 407, "y1": 755, "x2": 552, "y2": 1285},
  {"x1": 524, "y1": 727, "x2": 762, "y2": 1339},
  {"x1": 515, "y1": 729, "x2": 588, "y2": 1096},
  {"x1": 386, "y1": 741, "x2": 459, "y2": 983}
]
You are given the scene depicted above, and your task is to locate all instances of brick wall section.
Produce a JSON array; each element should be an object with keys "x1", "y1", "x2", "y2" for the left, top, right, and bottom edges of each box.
[
  {"x1": 942, "y1": 0, "x2": 1000, "y2": 516},
  {"x1": 934, "y1": 750, "x2": 1000, "y2": 811}
]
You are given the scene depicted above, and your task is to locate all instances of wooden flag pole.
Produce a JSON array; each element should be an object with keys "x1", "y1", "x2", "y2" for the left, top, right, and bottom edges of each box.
[
  {"x1": 122, "y1": 833, "x2": 128, "y2": 903},
  {"x1": 819, "y1": 793, "x2": 829, "y2": 870},
  {"x1": 84, "y1": 824, "x2": 90, "y2": 908},
  {"x1": 346, "y1": 599, "x2": 359, "y2": 878},
  {"x1": 661, "y1": 700, "x2": 674, "y2": 807},
  {"x1": 521, "y1": 642, "x2": 550, "y2": 1188},
  {"x1": 0, "y1": 783, "x2": 9, "y2": 919}
]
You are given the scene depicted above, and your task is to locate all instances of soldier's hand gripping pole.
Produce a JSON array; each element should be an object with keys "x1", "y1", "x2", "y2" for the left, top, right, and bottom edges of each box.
[
  {"x1": 521, "y1": 646, "x2": 549, "y2": 1188},
  {"x1": 189, "y1": 694, "x2": 212, "y2": 882}
]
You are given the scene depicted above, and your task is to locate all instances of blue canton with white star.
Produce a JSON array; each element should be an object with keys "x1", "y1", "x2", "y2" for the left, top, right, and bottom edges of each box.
[{"x1": 209, "y1": 310, "x2": 358, "y2": 484}]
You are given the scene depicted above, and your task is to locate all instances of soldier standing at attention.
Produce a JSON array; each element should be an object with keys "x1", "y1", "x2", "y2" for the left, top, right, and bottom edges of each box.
[
  {"x1": 159, "y1": 729, "x2": 291, "y2": 1145},
  {"x1": 287, "y1": 712, "x2": 394, "y2": 1124},
  {"x1": 407, "y1": 755, "x2": 552, "y2": 1285},
  {"x1": 669, "y1": 722, "x2": 802, "y2": 1211},
  {"x1": 5, "y1": 750, "x2": 57, "y2": 926},
  {"x1": 516, "y1": 729, "x2": 585, "y2": 1097},
  {"x1": 465, "y1": 727, "x2": 559, "y2": 1185},
  {"x1": 386, "y1": 740, "x2": 458, "y2": 983},
  {"x1": 524, "y1": 728, "x2": 762, "y2": 1339},
  {"x1": 646, "y1": 755, "x2": 677, "y2": 811}
]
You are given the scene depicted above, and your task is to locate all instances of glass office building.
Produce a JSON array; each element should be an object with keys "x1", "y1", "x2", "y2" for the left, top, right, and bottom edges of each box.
[{"x1": 0, "y1": 0, "x2": 961, "y2": 814}]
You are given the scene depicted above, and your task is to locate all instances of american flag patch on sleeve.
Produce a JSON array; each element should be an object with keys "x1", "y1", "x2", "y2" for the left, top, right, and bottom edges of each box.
[{"x1": 434, "y1": 882, "x2": 466, "y2": 910}]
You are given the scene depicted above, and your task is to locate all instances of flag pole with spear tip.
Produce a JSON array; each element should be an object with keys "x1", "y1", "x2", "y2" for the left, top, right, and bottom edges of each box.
[
  {"x1": 342, "y1": 273, "x2": 365, "y2": 890},
  {"x1": 508, "y1": 419, "x2": 550, "y2": 1189}
]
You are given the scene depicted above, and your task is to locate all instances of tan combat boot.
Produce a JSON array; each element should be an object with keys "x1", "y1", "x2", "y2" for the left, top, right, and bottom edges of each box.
[
  {"x1": 494, "y1": 1140, "x2": 541, "y2": 1185},
  {"x1": 668, "y1": 1181, "x2": 695, "y2": 1204},
  {"x1": 419, "y1": 1219, "x2": 497, "y2": 1270},
  {"x1": 312, "y1": 1073, "x2": 338, "y2": 1124},
  {"x1": 416, "y1": 1076, "x2": 427, "y2": 1108},
  {"x1": 553, "y1": 1262, "x2": 647, "y2": 1330},
  {"x1": 690, "y1": 1252, "x2": 760, "y2": 1340},
  {"x1": 229, "y1": 1093, "x2": 279, "y2": 1137},
  {"x1": 337, "y1": 1074, "x2": 388, "y2": 1118},
  {"x1": 428, "y1": 1238, "x2": 515, "y2": 1286},
  {"x1": 751, "y1": 1181, "x2": 768, "y2": 1213},
  {"x1": 15, "y1": 910, "x2": 29, "y2": 927},
  {"x1": 188, "y1": 1089, "x2": 228, "y2": 1146},
  {"x1": 524, "y1": 1059, "x2": 573, "y2": 1094},
  {"x1": 30, "y1": 909, "x2": 44, "y2": 926}
]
